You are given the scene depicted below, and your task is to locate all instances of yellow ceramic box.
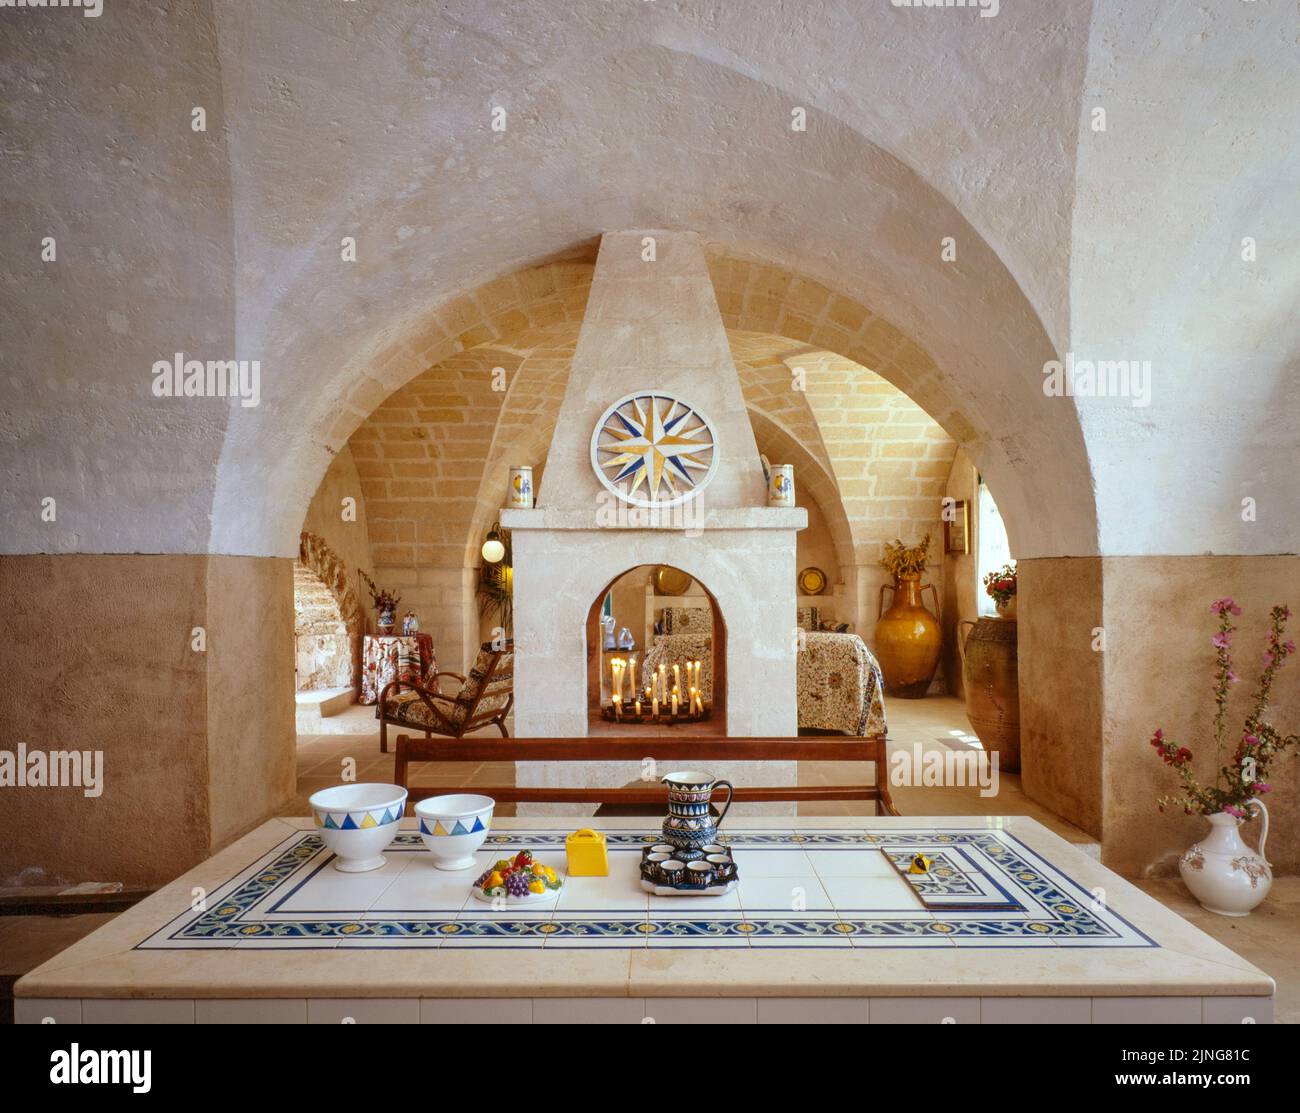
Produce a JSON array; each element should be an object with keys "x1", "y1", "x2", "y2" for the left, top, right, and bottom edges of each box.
[{"x1": 565, "y1": 828, "x2": 609, "y2": 876}]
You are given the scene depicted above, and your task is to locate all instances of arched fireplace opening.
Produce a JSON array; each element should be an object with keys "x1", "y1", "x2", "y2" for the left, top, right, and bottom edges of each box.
[{"x1": 584, "y1": 564, "x2": 727, "y2": 734}]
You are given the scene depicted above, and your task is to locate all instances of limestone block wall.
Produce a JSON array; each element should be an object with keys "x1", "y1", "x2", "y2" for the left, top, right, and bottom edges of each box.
[
  {"x1": 1099, "y1": 556, "x2": 1300, "y2": 877},
  {"x1": 292, "y1": 563, "x2": 350, "y2": 692},
  {"x1": 940, "y1": 450, "x2": 980, "y2": 701},
  {"x1": 0, "y1": 555, "x2": 294, "y2": 888}
]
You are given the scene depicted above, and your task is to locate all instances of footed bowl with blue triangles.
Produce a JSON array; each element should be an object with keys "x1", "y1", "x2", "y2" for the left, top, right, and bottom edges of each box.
[
  {"x1": 415, "y1": 793, "x2": 495, "y2": 871},
  {"x1": 309, "y1": 783, "x2": 408, "y2": 873}
]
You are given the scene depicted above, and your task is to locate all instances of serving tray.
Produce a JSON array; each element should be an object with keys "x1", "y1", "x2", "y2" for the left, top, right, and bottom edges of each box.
[{"x1": 638, "y1": 842, "x2": 738, "y2": 896}]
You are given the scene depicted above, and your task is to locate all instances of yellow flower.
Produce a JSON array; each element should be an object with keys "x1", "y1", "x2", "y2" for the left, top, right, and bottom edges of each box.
[{"x1": 528, "y1": 879, "x2": 546, "y2": 894}]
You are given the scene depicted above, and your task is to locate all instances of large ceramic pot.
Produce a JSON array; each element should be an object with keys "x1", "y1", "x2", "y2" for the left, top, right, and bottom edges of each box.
[
  {"x1": 874, "y1": 574, "x2": 942, "y2": 698},
  {"x1": 1179, "y1": 802, "x2": 1271, "y2": 917},
  {"x1": 959, "y1": 616, "x2": 1020, "y2": 771}
]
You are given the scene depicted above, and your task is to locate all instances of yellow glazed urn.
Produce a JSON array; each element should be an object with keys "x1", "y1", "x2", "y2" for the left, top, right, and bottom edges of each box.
[{"x1": 873, "y1": 574, "x2": 942, "y2": 698}]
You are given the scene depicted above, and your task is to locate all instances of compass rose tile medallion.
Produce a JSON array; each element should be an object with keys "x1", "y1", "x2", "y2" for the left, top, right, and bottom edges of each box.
[{"x1": 590, "y1": 391, "x2": 720, "y2": 508}]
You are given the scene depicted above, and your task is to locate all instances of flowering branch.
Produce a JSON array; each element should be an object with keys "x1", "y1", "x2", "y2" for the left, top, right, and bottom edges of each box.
[{"x1": 1152, "y1": 599, "x2": 1296, "y2": 818}]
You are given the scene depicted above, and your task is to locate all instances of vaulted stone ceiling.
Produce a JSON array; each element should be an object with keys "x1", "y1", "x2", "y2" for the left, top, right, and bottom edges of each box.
[
  {"x1": 344, "y1": 312, "x2": 953, "y2": 580},
  {"x1": 3, "y1": 1, "x2": 1295, "y2": 562}
]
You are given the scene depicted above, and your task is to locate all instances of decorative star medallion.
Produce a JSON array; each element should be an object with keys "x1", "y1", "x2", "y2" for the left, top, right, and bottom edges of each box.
[{"x1": 589, "y1": 391, "x2": 719, "y2": 508}]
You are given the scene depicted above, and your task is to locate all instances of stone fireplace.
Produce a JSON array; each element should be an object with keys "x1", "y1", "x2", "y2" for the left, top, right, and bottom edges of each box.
[{"x1": 503, "y1": 231, "x2": 805, "y2": 805}]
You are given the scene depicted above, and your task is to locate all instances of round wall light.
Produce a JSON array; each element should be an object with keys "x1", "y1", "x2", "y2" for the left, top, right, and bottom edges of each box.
[{"x1": 481, "y1": 527, "x2": 506, "y2": 564}]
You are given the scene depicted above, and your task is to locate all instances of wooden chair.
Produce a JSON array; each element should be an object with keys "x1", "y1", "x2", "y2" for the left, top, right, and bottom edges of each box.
[
  {"x1": 391, "y1": 734, "x2": 899, "y2": 815},
  {"x1": 377, "y1": 641, "x2": 513, "y2": 754}
]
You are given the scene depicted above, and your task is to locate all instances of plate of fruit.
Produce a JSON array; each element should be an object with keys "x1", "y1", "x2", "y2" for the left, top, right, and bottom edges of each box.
[{"x1": 471, "y1": 850, "x2": 563, "y2": 904}]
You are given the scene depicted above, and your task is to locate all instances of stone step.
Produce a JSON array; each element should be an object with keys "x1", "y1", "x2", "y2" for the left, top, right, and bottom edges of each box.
[{"x1": 294, "y1": 687, "x2": 355, "y2": 732}]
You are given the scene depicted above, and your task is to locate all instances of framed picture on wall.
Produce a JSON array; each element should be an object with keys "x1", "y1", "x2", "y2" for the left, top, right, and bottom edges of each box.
[{"x1": 944, "y1": 498, "x2": 970, "y2": 554}]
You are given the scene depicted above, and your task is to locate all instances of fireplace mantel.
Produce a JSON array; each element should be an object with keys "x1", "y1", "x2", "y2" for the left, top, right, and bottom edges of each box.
[{"x1": 502, "y1": 506, "x2": 807, "y2": 532}]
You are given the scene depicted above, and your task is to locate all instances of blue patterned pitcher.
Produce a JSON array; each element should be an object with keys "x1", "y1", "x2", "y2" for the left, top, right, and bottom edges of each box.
[{"x1": 660, "y1": 770, "x2": 733, "y2": 860}]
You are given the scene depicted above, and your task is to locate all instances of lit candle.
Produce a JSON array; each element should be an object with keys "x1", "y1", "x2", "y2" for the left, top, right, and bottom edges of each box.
[
  {"x1": 634, "y1": 698, "x2": 641, "y2": 718},
  {"x1": 671, "y1": 693, "x2": 679, "y2": 718},
  {"x1": 652, "y1": 694, "x2": 659, "y2": 719},
  {"x1": 658, "y1": 664, "x2": 666, "y2": 704},
  {"x1": 627, "y1": 655, "x2": 636, "y2": 701},
  {"x1": 672, "y1": 664, "x2": 680, "y2": 695}
]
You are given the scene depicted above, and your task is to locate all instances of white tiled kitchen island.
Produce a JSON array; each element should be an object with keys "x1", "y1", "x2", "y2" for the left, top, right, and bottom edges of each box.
[{"x1": 15, "y1": 816, "x2": 1274, "y2": 1024}]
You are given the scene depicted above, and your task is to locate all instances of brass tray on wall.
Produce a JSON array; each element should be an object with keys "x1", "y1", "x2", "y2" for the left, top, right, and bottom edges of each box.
[
  {"x1": 798, "y1": 566, "x2": 828, "y2": 595},
  {"x1": 653, "y1": 565, "x2": 693, "y2": 596}
]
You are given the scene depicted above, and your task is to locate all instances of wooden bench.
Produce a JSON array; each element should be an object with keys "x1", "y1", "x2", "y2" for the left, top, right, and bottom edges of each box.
[{"x1": 392, "y1": 735, "x2": 899, "y2": 815}]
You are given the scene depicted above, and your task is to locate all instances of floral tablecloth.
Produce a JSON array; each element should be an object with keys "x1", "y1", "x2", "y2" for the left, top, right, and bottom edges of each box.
[
  {"x1": 797, "y1": 632, "x2": 888, "y2": 737},
  {"x1": 360, "y1": 634, "x2": 437, "y2": 705}
]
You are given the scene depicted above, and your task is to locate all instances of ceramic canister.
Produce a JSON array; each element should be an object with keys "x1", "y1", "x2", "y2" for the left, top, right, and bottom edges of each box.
[
  {"x1": 507, "y1": 465, "x2": 534, "y2": 509},
  {"x1": 768, "y1": 464, "x2": 795, "y2": 508}
]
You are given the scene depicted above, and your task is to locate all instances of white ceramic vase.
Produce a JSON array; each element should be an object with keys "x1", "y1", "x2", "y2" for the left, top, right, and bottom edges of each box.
[{"x1": 1178, "y1": 801, "x2": 1271, "y2": 917}]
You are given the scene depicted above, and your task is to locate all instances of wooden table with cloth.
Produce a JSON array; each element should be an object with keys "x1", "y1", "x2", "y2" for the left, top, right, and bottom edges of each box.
[
  {"x1": 359, "y1": 633, "x2": 437, "y2": 705},
  {"x1": 797, "y1": 631, "x2": 888, "y2": 736}
]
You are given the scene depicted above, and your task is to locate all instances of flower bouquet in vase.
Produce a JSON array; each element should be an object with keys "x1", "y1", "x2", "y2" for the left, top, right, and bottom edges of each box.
[
  {"x1": 982, "y1": 563, "x2": 1017, "y2": 619},
  {"x1": 1151, "y1": 599, "x2": 1297, "y2": 916},
  {"x1": 358, "y1": 569, "x2": 401, "y2": 635}
]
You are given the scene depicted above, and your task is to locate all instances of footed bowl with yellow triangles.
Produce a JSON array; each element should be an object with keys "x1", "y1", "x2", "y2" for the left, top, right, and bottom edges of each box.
[{"x1": 310, "y1": 782, "x2": 408, "y2": 873}]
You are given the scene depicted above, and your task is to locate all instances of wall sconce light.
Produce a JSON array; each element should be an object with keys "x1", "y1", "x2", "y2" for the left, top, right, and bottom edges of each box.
[{"x1": 481, "y1": 525, "x2": 506, "y2": 564}]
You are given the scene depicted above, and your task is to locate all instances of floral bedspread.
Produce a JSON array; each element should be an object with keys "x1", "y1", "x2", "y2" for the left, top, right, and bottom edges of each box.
[
  {"x1": 641, "y1": 633, "x2": 714, "y2": 705},
  {"x1": 640, "y1": 631, "x2": 887, "y2": 737},
  {"x1": 360, "y1": 633, "x2": 437, "y2": 705},
  {"x1": 797, "y1": 632, "x2": 888, "y2": 737}
]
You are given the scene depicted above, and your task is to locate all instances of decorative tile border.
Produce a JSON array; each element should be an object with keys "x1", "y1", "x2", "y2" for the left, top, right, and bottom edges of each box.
[{"x1": 136, "y1": 829, "x2": 1158, "y2": 951}]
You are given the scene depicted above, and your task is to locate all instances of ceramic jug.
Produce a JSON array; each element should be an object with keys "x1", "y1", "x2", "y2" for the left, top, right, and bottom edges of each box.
[
  {"x1": 660, "y1": 770, "x2": 733, "y2": 860},
  {"x1": 1178, "y1": 801, "x2": 1271, "y2": 917}
]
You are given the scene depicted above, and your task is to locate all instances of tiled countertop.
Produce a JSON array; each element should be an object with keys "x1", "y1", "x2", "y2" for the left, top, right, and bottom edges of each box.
[{"x1": 15, "y1": 816, "x2": 1275, "y2": 1001}]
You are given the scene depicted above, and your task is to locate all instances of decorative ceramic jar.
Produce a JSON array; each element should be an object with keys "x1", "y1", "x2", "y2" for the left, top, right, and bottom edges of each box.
[
  {"x1": 660, "y1": 770, "x2": 733, "y2": 860},
  {"x1": 996, "y1": 596, "x2": 1017, "y2": 620},
  {"x1": 874, "y1": 574, "x2": 942, "y2": 698},
  {"x1": 376, "y1": 607, "x2": 395, "y2": 635},
  {"x1": 959, "y1": 615, "x2": 1020, "y2": 771},
  {"x1": 767, "y1": 464, "x2": 795, "y2": 507},
  {"x1": 507, "y1": 465, "x2": 534, "y2": 509},
  {"x1": 1179, "y1": 801, "x2": 1271, "y2": 917}
]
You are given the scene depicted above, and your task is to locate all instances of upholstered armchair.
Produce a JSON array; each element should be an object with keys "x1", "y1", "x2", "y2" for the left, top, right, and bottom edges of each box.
[{"x1": 377, "y1": 641, "x2": 514, "y2": 753}]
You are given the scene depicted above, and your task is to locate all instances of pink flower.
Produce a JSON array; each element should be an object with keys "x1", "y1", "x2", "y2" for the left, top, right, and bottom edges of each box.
[
  {"x1": 1226, "y1": 670, "x2": 1239, "y2": 683},
  {"x1": 1211, "y1": 598, "x2": 1242, "y2": 616},
  {"x1": 1211, "y1": 631, "x2": 1232, "y2": 649},
  {"x1": 1253, "y1": 782, "x2": 1272, "y2": 794},
  {"x1": 1242, "y1": 733, "x2": 1260, "y2": 748},
  {"x1": 1285, "y1": 641, "x2": 1296, "y2": 655},
  {"x1": 1223, "y1": 805, "x2": 1245, "y2": 819}
]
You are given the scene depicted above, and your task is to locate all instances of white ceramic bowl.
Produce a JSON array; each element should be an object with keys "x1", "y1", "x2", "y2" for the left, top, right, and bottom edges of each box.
[
  {"x1": 415, "y1": 794, "x2": 495, "y2": 870},
  {"x1": 309, "y1": 783, "x2": 408, "y2": 873}
]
